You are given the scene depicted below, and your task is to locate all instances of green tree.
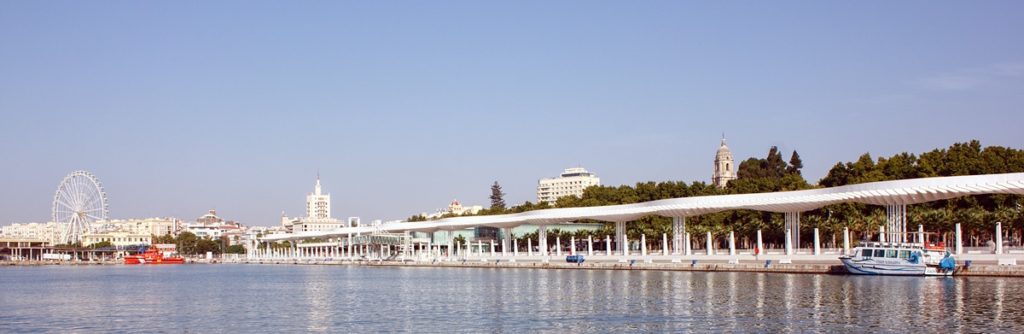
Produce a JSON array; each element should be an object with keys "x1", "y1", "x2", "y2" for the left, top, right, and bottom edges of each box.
[
  {"x1": 195, "y1": 238, "x2": 221, "y2": 254},
  {"x1": 787, "y1": 151, "x2": 803, "y2": 175},
  {"x1": 490, "y1": 181, "x2": 506, "y2": 211},
  {"x1": 176, "y1": 232, "x2": 198, "y2": 255},
  {"x1": 224, "y1": 244, "x2": 246, "y2": 254},
  {"x1": 152, "y1": 233, "x2": 176, "y2": 244},
  {"x1": 89, "y1": 241, "x2": 113, "y2": 249}
]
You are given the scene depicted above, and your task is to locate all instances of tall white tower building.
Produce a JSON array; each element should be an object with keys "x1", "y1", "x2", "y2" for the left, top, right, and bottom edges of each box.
[
  {"x1": 713, "y1": 137, "x2": 737, "y2": 188},
  {"x1": 306, "y1": 176, "x2": 331, "y2": 221},
  {"x1": 286, "y1": 175, "x2": 342, "y2": 233}
]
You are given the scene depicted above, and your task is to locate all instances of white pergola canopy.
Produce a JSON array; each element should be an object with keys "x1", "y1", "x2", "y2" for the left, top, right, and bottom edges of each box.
[{"x1": 263, "y1": 173, "x2": 1024, "y2": 241}]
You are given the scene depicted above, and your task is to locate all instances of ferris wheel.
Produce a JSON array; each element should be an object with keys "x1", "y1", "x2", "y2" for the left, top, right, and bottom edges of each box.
[{"x1": 53, "y1": 170, "x2": 109, "y2": 244}]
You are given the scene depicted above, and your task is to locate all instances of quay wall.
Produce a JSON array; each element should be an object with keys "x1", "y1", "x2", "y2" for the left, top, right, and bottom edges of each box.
[{"x1": 235, "y1": 258, "x2": 1024, "y2": 277}]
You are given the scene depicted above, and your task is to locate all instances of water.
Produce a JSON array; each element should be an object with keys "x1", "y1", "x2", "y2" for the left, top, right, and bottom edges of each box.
[{"x1": 1, "y1": 265, "x2": 1022, "y2": 333}]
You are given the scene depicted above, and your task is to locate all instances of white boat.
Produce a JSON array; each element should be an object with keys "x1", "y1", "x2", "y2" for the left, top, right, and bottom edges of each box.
[{"x1": 839, "y1": 242, "x2": 956, "y2": 276}]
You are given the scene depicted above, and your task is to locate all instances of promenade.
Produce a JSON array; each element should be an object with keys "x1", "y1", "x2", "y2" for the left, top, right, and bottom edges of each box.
[{"x1": 233, "y1": 248, "x2": 1024, "y2": 277}]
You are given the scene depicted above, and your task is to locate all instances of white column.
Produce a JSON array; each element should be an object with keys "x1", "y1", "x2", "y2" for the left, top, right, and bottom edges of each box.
[
  {"x1": 570, "y1": 237, "x2": 576, "y2": 256},
  {"x1": 501, "y1": 238, "x2": 507, "y2": 257},
  {"x1": 756, "y1": 230, "x2": 763, "y2": 255},
  {"x1": 996, "y1": 222, "x2": 1003, "y2": 255},
  {"x1": 616, "y1": 221, "x2": 627, "y2": 256},
  {"x1": 672, "y1": 216, "x2": 686, "y2": 254},
  {"x1": 706, "y1": 232, "x2": 713, "y2": 256},
  {"x1": 879, "y1": 225, "x2": 886, "y2": 243},
  {"x1": 587, "y1": 236, "x2": 593, "y2": 256},
  {"x1": 843, "y1": 227, "x2": 850, "y2": 255},
  {"x1": 955, "y1": 223, "x2": 963, "y2": 255},
  {"x1": 623, "y1": 234, "x2": 630, "y2": 256},
  {"x1": 513, "y1": 238, "x2": 519, "y2": 257},
  {"x1": 918, "y1": 224, "x2": 925, "y2": 245},
  {"x1": 555, "y1": 236, "x2": 562, "y2": 257},
  {"x1": 784, "y1": 212, "x2": 801, "y2": 251},
  {"x1": 640, "y1": 234, "x2": 647, "y2": 257},
  {"x1": 813, "y1": 228, "x2": 820, "y2": 255},
  {"x1": 605, "y1": 236, "x2": 611, "y2": 256},
  {"x1": 685, "y1": 232, "x2": 692, "y2": 255},
  {"x1": 538, "y1": 225, "x2": 548, "y2": 256},
  {"x1": 662, "y1": 233, "x2": 668, "y2": 256},
  {"x1": 728, "y1": 231, "x2": 736, "y2": 256},
  {"x1": 427, "y1": 239, "x2": 432, "y2": 258},
  {"x1": 502, "y1": 228, "x2": 512, "y2": 256},
  {"x1": 527, "y1": 238, "x2": 533, "y2": 257},
  {"x1": 785, "y1": 229, "x2": 793, "y2": 256},
  {"x1": 448, "y1": 230, "x2": 455, "y2": 259}
]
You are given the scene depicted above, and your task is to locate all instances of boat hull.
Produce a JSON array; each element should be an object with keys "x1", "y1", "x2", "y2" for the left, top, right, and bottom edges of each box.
[
  {"x1": 841, "y1": 257, "x2": 951, "y2": 276},
  {"x1": 124, "y1": 249, "x2": 186, "y2": 265},
  {"x1": 124, "y1": 257, "x2": 185, "y2": 264}
]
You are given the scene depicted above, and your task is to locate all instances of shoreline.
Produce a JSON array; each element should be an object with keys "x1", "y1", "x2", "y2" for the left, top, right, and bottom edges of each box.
[
  {"x1": 6, "y1": 258, "x2": 1024, "y2": 277},
  {"x1": 237, "y1": 257, "x2": 1024, "y2": 278}
]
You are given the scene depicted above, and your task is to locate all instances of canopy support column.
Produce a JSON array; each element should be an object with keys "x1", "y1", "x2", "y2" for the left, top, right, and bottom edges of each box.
[
  {"x1": 615, "y1": 221, "x2": 627, "y2": 256},
  {"x1": 672, "y1": 217, "x2": 686, "y2": 255},
  {"x1": 538, "y1": 224, "x2": 548, "y2": 257},
  {"x1": 502, "y1": 228, "x2": 512, "y2": 255},
  {"x1": 784, "y1": 212, "x2": 801, "y2": 251},
  {"x1": 886, "y1": 204, "x2": 907, "y2": 244}
]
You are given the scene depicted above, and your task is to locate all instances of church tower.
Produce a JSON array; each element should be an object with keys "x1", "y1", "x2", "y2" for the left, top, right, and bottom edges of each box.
[{"x1": 713, "y1": 137, "x2": 736, "y2": 188}]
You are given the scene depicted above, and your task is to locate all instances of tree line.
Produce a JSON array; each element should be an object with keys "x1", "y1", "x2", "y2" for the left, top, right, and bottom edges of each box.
[
  {"x1": 415, "y1": 140, "x2": 1024, "y2": 249},
  {"x1": 152, "y1": 232, "x2": 246, "y2": 255}
]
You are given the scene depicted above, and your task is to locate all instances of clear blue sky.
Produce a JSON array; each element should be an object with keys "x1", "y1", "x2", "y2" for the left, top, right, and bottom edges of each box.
[{"x1": 2, "y1": 2, "x2": 1022, "y2": 226}]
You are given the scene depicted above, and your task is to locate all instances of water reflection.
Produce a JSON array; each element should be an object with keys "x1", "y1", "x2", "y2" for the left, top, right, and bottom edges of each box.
[
  {"x1": 2, "y1": 266, "x2": 1024, "y2": 332},
  {"x1": 302, "y1": 267, "x2": 330, "y2": 332}
]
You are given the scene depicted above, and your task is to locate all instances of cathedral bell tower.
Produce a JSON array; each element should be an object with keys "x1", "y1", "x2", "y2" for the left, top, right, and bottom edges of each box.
[{"x1": 713, "y1": 137, "x2": 737, "y2": 188}]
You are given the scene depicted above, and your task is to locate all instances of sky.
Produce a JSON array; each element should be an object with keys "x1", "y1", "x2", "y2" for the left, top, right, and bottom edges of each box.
[{"x1": 1, "y1": 1, "x2": 1023, "y2": 226}]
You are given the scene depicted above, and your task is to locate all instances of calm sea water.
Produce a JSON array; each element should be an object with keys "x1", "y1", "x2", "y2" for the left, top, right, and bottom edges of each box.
[{"x1": 1, "y1": 264, "x2": 1022, "y2": 333}]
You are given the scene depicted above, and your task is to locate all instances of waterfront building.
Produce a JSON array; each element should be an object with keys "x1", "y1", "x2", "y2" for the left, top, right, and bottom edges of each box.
[
  {"x1": 187, "y1": 223, "x2": 223, "y2": 239},
  {"x1": 196, "y1": 210, "x2": 224, "y2": 225},
  {"x1": 0, "y1": 222, "x2": 65, "y2": 245},
  {"x1": 537, "y1": 167, "x2": 601, "y2": 204},
  {"x1": 219, "y1": 224, "x2": 245, "y2": 246},
  {"x1": 94, "y1": 218, "x2": 179, "y2": 237},
  {"x1": 307, "y1": 177, "x2": 331, "y2": 220},
  {"x1": 713, "y1": 137, "x2": 737, "y2": 188},
  {"x1": 424, "y1": 199, "x2": 484, "y2": 219},
  {"x1": 185, "y1": 210, "x2": 246, "y2": 244},
  {"x1": 82, "y1": 230, "x2": 151, "y2": 247},
  {"x1": 283, "y1": 176, "x2": 344, "y2": 232}
]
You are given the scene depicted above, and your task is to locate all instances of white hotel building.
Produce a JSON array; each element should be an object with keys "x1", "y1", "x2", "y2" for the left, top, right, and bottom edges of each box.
[{"x1": 537, "y1": 167, "x2": 601, "y2": 204}]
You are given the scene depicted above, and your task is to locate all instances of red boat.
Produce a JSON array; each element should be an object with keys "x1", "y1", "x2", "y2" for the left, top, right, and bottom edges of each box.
[{"x1": 124, "y1": 246, "x2": 185, "y2": 264}]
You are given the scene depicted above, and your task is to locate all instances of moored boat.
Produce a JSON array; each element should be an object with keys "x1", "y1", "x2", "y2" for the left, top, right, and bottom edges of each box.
[
  {"x1": 840, "y1": 241, "x2": 955, "y2": 276},
  {"x1": 124, "y1": 246, "x2": 186, "y2": 264}
]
